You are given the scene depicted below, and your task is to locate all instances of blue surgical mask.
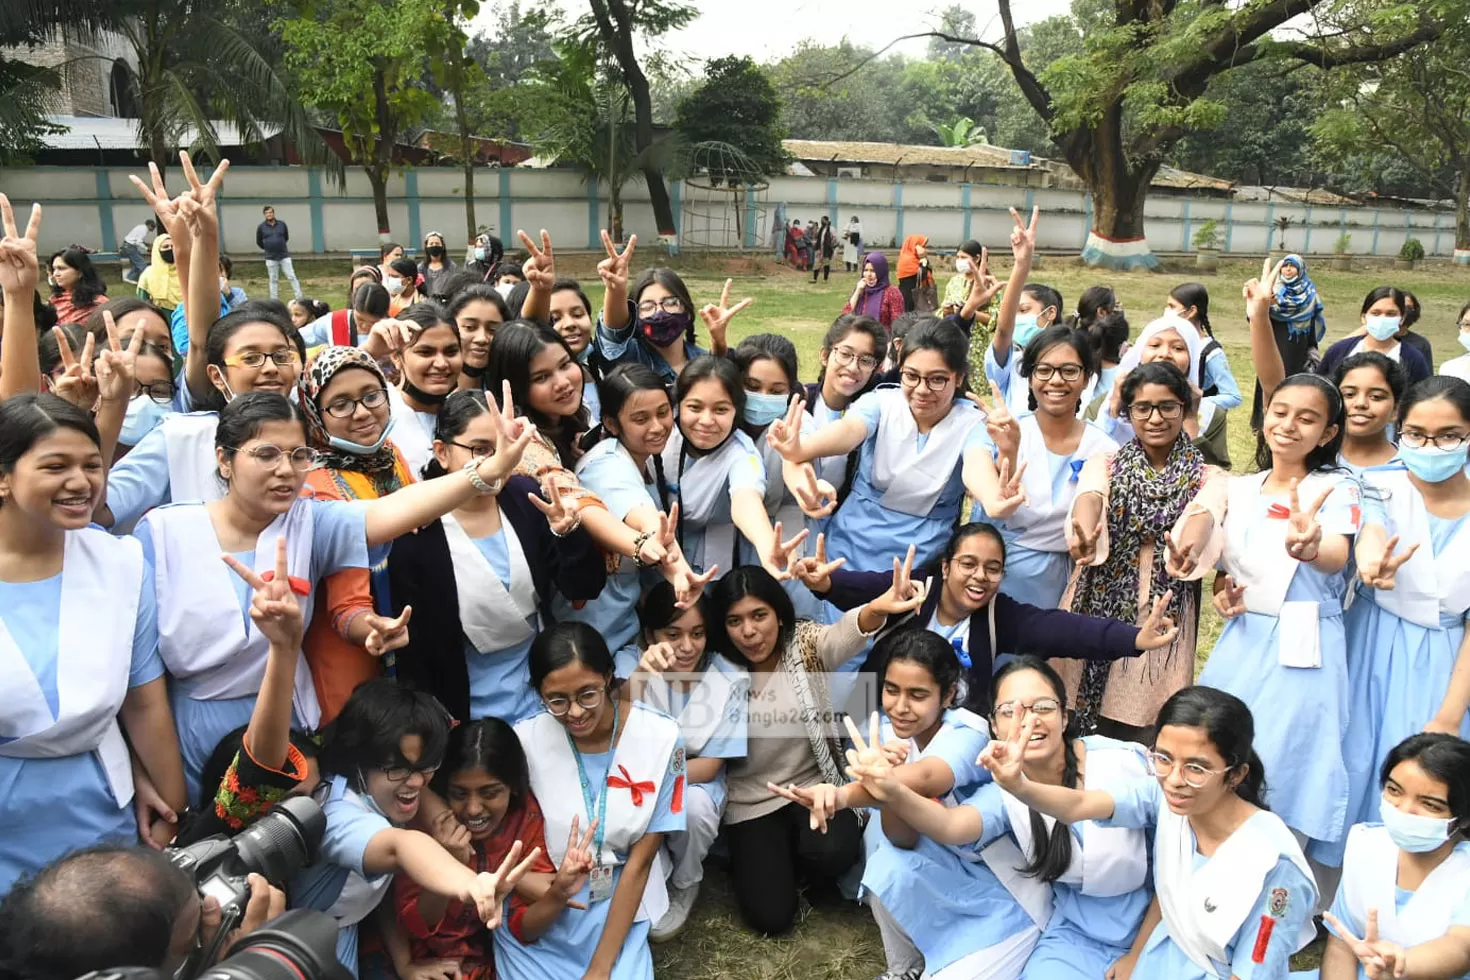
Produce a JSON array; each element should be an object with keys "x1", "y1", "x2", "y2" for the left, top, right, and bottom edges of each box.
[
  {"x1": 120, "y1": 394, "x2": 172, "y2": 446},
  {"x1": 474, "y1": 247, "x2": 488, "y2": 262},
  {"x1": 1458, "y1": 332, "x2": 1470, "y2": 354},
  {"x1": 1364, "y1": 315, "x2": 1402, "y2": 341},
  {"x1": 327, "y1": 416, "x2": 395, "y2": 456},
  {"x1": 1379, "y1": 795, "x2": 1456, "y2": 853},
  {"x1": 384, "y1": 276, "x2": 404, "y2": 296},
  {"x1": 1397, "y1": 442, "x2": 1470, "y2": 483},
  {"x1": 1013, "y1": 314, "x2": 1042, "y2": 349},
  {"x1": 743, "y1": 391, "x2": 789, "y2": 428}
]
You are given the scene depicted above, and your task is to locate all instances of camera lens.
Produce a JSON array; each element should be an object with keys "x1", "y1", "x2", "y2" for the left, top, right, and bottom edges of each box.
[
  {"x1": 201, "y1": 910, "x2": 348, "y2": 980},
  {"x1": 232, "y1": 797, "x2": 326, "y2": 885}
]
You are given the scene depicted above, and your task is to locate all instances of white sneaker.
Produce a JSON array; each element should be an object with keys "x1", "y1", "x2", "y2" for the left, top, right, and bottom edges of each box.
[
  {"x1": 649, "y1": 882, "x2": 699, "y2": 943},
  {"x1": 875, "y1": 969, "x2": 923, "y2": 980}
]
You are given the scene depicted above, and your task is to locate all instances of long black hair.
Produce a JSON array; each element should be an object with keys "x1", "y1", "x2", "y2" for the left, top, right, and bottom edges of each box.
[
  {"x1": 991, "y1": 657, "x2": 1082, "y2": 882},
  {"x1": 0, "y1": 395, "x2": 100, "y2": 512},
  {"x1": 584, "y1": 363, "x2": 671, "y2": 505},
  {"x1": 817, "y1": 314, "x2": 886, "y2": 393},
  {"x1": 434, "y1": 717, "x2": 532, "y2": 811},
  {"x1": 50, "y1": 248, "x2": 107, "y2": 307},
  {"x1": 1019, "y1": 324, "x2": 1096, "y2": 413},
  {"x1": 528, "y1": 622, "x2": 617, "y2": 691},
  {"x1": 1380, "y1": 733, "x2": 1470, "y2": 839},
  {"x1": 631, "y1": 268, "x2": 697, "y2": 347},
  {"x1": 1119, "y1": 361, "x2": 1192, "y2": 410},
  {"x1": 709, "y1": 566, "x2": 797, "y2": 667},
  {"x1": 1170, "y1": 282, "x2": 1213, "y2": 337},
  {"x1": 487, "y1": 320, "x2": 589, "y2": 465},
  {"x1": 1068, "y1": 285, "x2": 1116, "y2": 330},
  {"x1": 1397, "y1": 375, "x2": 1470, "y2": 430},
  {"x1": 1332, "y1": 351, "x2": 1408, "y2": 408},
  {"x1": 1154, "y1": 686, "x2": 1267, "y2": 808},
  {"x1": 202, "y1": 306, "x2": 298, "y2": 412},
  {"x1": 870, "y1": 629, "x2": 962, "y2": 713}
]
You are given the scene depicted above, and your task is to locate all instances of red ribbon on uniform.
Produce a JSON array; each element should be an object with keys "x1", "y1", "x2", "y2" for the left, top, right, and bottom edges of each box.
[
  {"x1": 607, "y1": 765, "x2": 656, "y2": 807},
  {"x1": 1266, "y1": 503, "x2": 1291, "y2": 520},
  {"x1": 671, "y1": 775, "x2": 685, "y2": 814},
  {"x1": 1251, "y1": 915, "x2": 1276, "y2": 963},
  {"x1": 259, "y1": 569, "x2": 311, "y2": 596}
]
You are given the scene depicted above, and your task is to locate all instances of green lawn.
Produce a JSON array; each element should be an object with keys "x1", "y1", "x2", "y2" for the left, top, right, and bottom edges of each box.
[{"x1": 127, "y1": 251, "x2": 1470, "y2": 977}]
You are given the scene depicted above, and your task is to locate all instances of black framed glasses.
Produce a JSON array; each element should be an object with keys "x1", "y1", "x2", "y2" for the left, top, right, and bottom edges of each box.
[
  {"x1": 1128, "y1": 400, "x2": 1185, "y2": 421},
  {"x1": 899, "y1": 370, "x2": 955, "y2": 392},
  {"x1": 322, "y1": 388, "x2": 389, "y2": 418},
  {"x1": 382, "y1": 761, "x2": 440, "y2": 783},
  {"x1": 1399, "y1": 430, "x2": 1470, "y2": 451},
  {"x1": 830, "y1": 346, "x2": 880, "y2": 371},
  {"x1": 223, "y1": 349, "x2": 300, "y2": 369},
  {"x1": 1031, "y1": 364, "x2": 1084, "y2": 382},
  {"x1": 134, "y1": 379, "x2": 176, "y2": 404},
  {"x1": 637, "y1": 297, "x2": 686, "y2": 316},
  {"x1": 544, "y1": 688, "x2": 605, "y2": 716}
]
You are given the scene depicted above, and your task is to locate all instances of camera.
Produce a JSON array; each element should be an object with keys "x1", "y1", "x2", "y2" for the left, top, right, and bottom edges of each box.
[
  {"x1": 166, "y1": 797, "x2": 326, "y2": 978},
  {"x1": 74, "y1": 909, "x2": 349, "y2": 980}
]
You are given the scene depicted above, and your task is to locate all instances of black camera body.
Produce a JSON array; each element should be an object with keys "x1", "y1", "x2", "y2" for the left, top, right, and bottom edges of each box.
[
  {"x1": 166, "y1": 797, "x2": 327, "y2": 979},
  {"x1": 75, "y1": 909, "x2": 349, "y2": 980}
]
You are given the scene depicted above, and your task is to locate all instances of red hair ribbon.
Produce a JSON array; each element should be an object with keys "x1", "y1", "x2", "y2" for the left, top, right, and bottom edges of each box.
[
  {"x1": 607, "y1": 765, "x2": 656, "y2": 808},
  {"x1": 1251, "y1": 915, "x2": 1276, "y2": 964},
  {"x1": 259, "y1": 569, "x2": 311, "y2": 597},
  {"x1": 1266, "y1": 503, "x2": 1291, "y2": 520}
]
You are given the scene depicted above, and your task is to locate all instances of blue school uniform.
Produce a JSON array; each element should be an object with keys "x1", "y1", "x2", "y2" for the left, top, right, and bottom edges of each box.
[
  {"x1": 985, "y1": 344, "x2": 1031, "y2": 418},
  {"x1": 136, "y1": 498, "x2": 370, "y2": 803},
  {"x1": 1197, "y1": 471, "x2": 1360, "y2": 846},
  {"x1": 1101, "y1": 777, "x2": 1316, "y2": 980},
  {"x1": 462, "y1": 529, "x2": 541, "y2": 724},
  {"x1": 0, "y1": 532, "x2": 162, "y2": 895},
  {"x1": 106, "y1": 410, "x2": 222, "y2": 528},
  {"x1": 290, "y1": 774, "x2": 396, "y2": 975},
  {"x1": 1200, "y1": 345, "x2": 1242, "y2": 412},
  {"x1": 825, "y1": 389, "x2": 987, "y2": 572},
  {"x1": 660, "y1": 426, "x2": 765, "y2": 579},
  {"x1": 804, "y1": 389, "x2": 854, "y2": 540}
]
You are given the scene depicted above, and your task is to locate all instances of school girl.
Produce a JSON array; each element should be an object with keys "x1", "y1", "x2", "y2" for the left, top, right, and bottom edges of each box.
[
  {"x1": 629, "y1": 582, "x2": 749, "y2": 941},
  {"x1": 1331, "y1": 378, "x2": 1470, "y2": 867},
  {"x1": 447, "y1": 284, "x2": 508, "y2": 391},
  {"x1": 1176, "y1": 373, "x2": 1361, "y2": 851},
  {"x1": 969, "y1": 323, "x2": 1118, "y2": 609},
  {"x1": 802, "y1": 523, "x2": 1180, "y2": 714},
  {"x1": 1442, "y1": 303, "x2": 1470, "y2": 384},
  {"x1": 1322, "y1": 733, "x2": 1470, "y2": 980},
  {"x1": 387, "y1": 389, "x2": 606, "y2": 724},
  {"x1": 985, "y1": 685, "x2": 1318, "y2": 979},
  {"x1": 1077, "y1": 310, "x2": 1129, "y2": 412},
  {"x1": 1332, "y1": 352, "x2": 1406, "y2": 474},
  {"x1": 548, "y1": 276, "x2": 604, "y2": 419},
  {"x1": 291, "y1": 679, "x2": 537, "y2": 975},
  {"x1": 1317, "y1": 288, "x2": 1432, "y2": 385},
  {"x1": 853, "y1": 658, "x2": 1154, "y2": 980},
  {"x1": 1168, "y1": 282, "x2": 1243, "y2": 421},
  {"x1": 766, "y1": 318, "x2": 990, "y2": 572},
  {"x1": 769, "y1": 630, "x2": 995, "y2": 980},
  {"x1": 0, "y1": 394, "x2": 186, "y2": 894},
  {"x1": 135, "y1": 387, "x2": 537, "y2": 799},
  {"x1": 984, "y1": 208, "x2": 1056, "y2": 418},
  {"x1": 501, "y1": 623, "x2": 686, "y2": 980},
  {"x1": 384, "y1": 302, "x2": 463, "y2": 476}
]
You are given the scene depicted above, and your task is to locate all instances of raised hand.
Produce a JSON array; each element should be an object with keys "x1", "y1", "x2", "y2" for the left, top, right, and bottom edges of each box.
[
  {"x1": 982, "y1": 392, "x2": 1019, "y2": 458},
  {"x1": 94, "y1": 310, "x2": 146, "y2": 405},
  {"x1": 1134, "y1": 591, "x2": 1179, "y2": 651},
  {"x1": 1162, "y1": 530, "x2": 1198, "y2": 578},
  {"x1": 176, "y1": 152, "x2": 230, "y2": 238},
  {"x1": 49, "y1": 327, "x2": 98, "y2": 410},
  {"x1": 127, "y1": 161, "x2": 187, "y2": 241},
  {"x1": 992, "y1": 457, "x2": 1028, "y2": 518},
  {"x1": 761, "y1": 521, "x2": 810, "y2": 581},
  {"x1": 1070, "y1": 512, "x2": 1105, "y2": 566},
  {"x1": 671, "y1": 561, "x2": 717, "y2": 609},
  {"x1": 430, "y1": 808, "x2": 474, "y2": 867},
  {"x1": 878, "y1": 738, "x2": 912, "y2": 769},
  {"x1": 0, "y1": 194, "x2": 42, "y2": 297},
  {"x1": 866, "y1": 546, "x2": 927, "y2": 619},
  {"x1": 636, "y1": 642, "x2": 679, "y2": 678},
  {"x1": 1358, "y1": 534, "x2": 1419, "y2": 591},
  {"x1": 698, "y1": 278, "x2": 753, "y2": 351},
  {"x1": 1009, "y1": 206, "x2": 1039, "y2": 264},
  {"x1": 979, "y1": 711, "x2": 1035, "y2": 789},
  {"x1": 791, "y1": 532, "x2": 846, "y2": 594},
  {"x1": 790, "y1": 462, "x2": 838, "y2": 519},
  {"x1": 1285, "y1": 478, "x2": 1331, "y2": 562},
  {"x1": 518, "y1": 229, "x2": 556, "y2": 291},
  {"x1": 1321, "y1": 909, "x2": 1408, "y2": 980},
  {"x1": 552, "y1": 815, "x2": 598, "y2": 901},
  {"x1": 843, "y1": 712, "x2": 899, "y2": 801},
  {"x1": 765, "y1": 395, "x2": 808, "y2": 462},
  {"x1": 472, "y1": 381, "x2": 535, "y2": 487},
  {"x1": 595, "y1": 230, "x2": 637, "y2": 294},
  {"x1": 767, "y1": 782, "x2": 841, "y2": 833},
  {"x1": 469, "y1": 840, "x2": 542, "y2": 929},
  {"x1": 1213, "y1": 574, "x2": 1247, "y2": 619},
  {"x1": 362, "y1": 606, "x2": 412, "y2": 657},
  {"x1": 528, "y1": 474, "x2": 579, "y2": 536},
  {"x1": 222, "y1": 538, "x2": 306, "y2": 652},
  {"x1": 363, "y1": 317, "x2": 422, "y2": 359}
]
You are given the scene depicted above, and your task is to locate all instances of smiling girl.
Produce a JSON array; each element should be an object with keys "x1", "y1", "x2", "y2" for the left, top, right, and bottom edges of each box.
[
  {"x1": 448, "y1": 285, "x2": 508, "y2": 392},
  {"x1": 1331, "y1": 352, "x2": 1406, "y2": 474},
  {"x1": 385, "y1": 302, "x2": 463, "y2": 476}
]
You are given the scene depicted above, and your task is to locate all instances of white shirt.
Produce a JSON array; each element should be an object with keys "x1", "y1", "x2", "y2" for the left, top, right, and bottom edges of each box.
[{"x1": 124, "y1": 223, "x2": 153, "y2": 247}]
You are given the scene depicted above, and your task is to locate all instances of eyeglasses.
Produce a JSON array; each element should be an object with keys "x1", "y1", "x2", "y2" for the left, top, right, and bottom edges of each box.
[
  {"x1": 1031, "y1": 364, "x2": 1084, "y2": 382},
  {"x1": 1128, "y1": 400, "x2": 1186, "y2": 421},
  {"x1": 899, "y1": 370, "x2": 955, "y2": 392},
  {"x1": 543, "y1": 688, "x2": 605, "y2": 716},
  {"x1": 950, "y1": 556, "x2": 1000, "y2": 576},
  {"x1": 993, "y1": 697, "x2": 1060, "y2": 720},
  {"x1": 450, "y1": 440, "x2": 494, "y2": 457},
  {"x1": 223, "y1": 349, "x2": 300, "y2": 370},
  {"x1": 322, "y1": 388, "x2": 389, "y2": 418},
  {"x1": 1145, "y1": 751, "x2": 1228, "y2": 787},
  {"x1": 830, "y1": 346, "x2": 879, "y2": 371},
  {"x1": 637, "y1": 297, "x2": 686, "y2": 316},
  {"x1": 1399, "y1": 430, "x2": 1470, "y2": 451},
  {"x1": 228, "y1": 444, "x2": 319, "y2": 469},
  {"x1": 382, "y1": 761, "x2": 440, "y2": 783},
  {"x1": 134, "y1": 379, "x2": 176, "y2": 404}
]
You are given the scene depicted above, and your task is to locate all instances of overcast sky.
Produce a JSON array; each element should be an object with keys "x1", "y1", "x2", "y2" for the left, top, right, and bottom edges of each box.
[{"x1": 471, "y1": 0, "x2": 1076, "y2": 64}]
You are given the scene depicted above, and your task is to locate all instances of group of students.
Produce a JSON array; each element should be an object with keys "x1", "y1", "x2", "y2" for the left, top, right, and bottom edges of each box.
[{"x1": 0, "y1": 153, "x2": 1468, "y2": 980}]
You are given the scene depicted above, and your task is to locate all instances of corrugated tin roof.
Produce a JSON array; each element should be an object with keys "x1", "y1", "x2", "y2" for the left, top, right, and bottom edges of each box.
[
  {"x1": 42, "y1": 115, "x2": 282, "y2": 150},
  {"x1": 1151, "y1": 166, "x2": 1234, "y2": 193},
  {"x1": 1234, "y1": 185, "x2": 1360, "y2": 206},
  {"x1": 783, "y1": 139, "x2": 1032, "y2": 170}
]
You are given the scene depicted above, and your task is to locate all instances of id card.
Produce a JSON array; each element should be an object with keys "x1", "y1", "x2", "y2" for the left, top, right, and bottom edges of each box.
[{"x1": 588, "y1": 863, "x2": 616, "y2": 904}]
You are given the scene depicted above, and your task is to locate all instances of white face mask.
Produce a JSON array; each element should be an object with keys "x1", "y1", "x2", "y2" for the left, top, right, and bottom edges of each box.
[
  {"x1": 495, "y1": 282, "x2": 516, "y2": 300},
  {"x1": 219, "y1": 276, "x2": 229, "y2": 293},
  {"x1": 385, "y1": 276, "x2": 404, "y2": 296},
  {"x1": 955, "y1": 257, "x2": 973, "y2": 275}
]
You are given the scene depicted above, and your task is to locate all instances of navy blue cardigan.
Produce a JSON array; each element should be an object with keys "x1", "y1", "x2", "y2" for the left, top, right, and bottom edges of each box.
[{"x1": 386, "y1": 474, "x2": 607, "y2": 720}]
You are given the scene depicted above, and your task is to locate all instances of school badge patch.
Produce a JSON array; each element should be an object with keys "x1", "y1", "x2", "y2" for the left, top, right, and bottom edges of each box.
[
  {"x1": 670, "y1": 746, "x2": 686, "y2": 775},
  {"x1": 1269, "y1": 887, "x2": 1289, "y2": 918}
]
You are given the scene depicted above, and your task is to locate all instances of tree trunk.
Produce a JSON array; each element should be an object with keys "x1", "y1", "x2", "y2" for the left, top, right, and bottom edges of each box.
[
  {"x1": 367, "y1": 164, "x2": 391, "y2": 241},
  {"x1": 371, "y1": 68, "x2": 395, "y2": 239},
  {"x1": 1060, "y1": 105, "x2": 1162, "y2": 270},
  {"x1": 610, "y1": 183, "x2": 624, "y2": 242},
  {"x1": 452, "y1": 62, "x2": 477, "y2": 245},
  {"x1": 1456, "y1": 162, "x2": 1470, "y2": 259},
  {"x1": 592, "y1": 1, "x2": 676, "y2": 236}
]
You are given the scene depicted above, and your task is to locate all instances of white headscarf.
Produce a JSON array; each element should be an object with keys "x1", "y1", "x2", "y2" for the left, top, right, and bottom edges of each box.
[{"x1": 1116, "y1": 313, "x2": 1203, "y2": 383}]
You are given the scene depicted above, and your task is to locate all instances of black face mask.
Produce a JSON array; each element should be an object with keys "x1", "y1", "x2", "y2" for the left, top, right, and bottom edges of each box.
[
  {"x1": 401, "y1": 377, "x2": 449, "y2": 407},
  {"x1": 160, "y1": 249, "x2": 175, "y2": 264},
  {"x1": 427, "y1": 245, "x2": 445, "y2": 258}
]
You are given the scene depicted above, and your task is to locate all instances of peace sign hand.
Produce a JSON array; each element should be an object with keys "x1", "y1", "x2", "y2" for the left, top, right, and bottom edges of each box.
[
  {"x1": 698, "y1": 278, "x2": 753, "y2": 350},
  {"x1": 177, "y1": 152, "x2": 230, "y2": 238},
  {"x1": 1213, "y1": 574, "x2": 1247, "y2": 619},
  {"x1": 1009, "y1": 206, "x2": 1040, "y2": 263},
  {"x1": 595, "y1": 230, "x2": 637, "y2": 292},
  {"x1": 1070, "y1": 513, "x2": 1105, "y2": 566},
  {"x1": 0, "y1": 194, "x2": 42, "y2": 296},
  {"x1": 1163, "y1": 530, "x2": 1198, "y2": 578},
  {"x1": 517, "y1": 229, "x2": 556, "y2": 291},
  {"x1": 528, "y1": 474, "x2": 579, "y2": 536},
  {"x1": 362, "y1": 606, "x2": 412, "y2": 657},
  {"x1": 94, "y1": 310, "x2": 147, "y2": 405},
  {"x1": 467, "y1": 839, "x2": 540, "y2": 929},
  {"x1": 982, "y1": 392, "x2": 1019, "y2": 457},
  {"x1": 1285, "y1": 478, "x2": 1331, "y2": 562},
  {"x1": 765, "y1": 395, "x2": 808, "y2": 462},
  {"x1": 866, "y1": 545, "x2": 927, "y2": 618},
  {"x1": 979, "y1": 711, "x2": 1036, "y2": 790},
  {"x1": 1322, "y1": 910, "x2": 1409, "y2": 980},
  {"x1": 472, "y1": 381, "x2": 535, "y2": 487},
  {"x1": 843, "y1": 712, "x2": 898, "y2": 801},
  {"x1": 1358, "y1": 534, "x2": 1419, "y2": 592},
  {"x1": 672, "y1": 562, "x2": 717, "y2": 610},
  {"x1": 992, "y1": 457, "x2": 1028, "y2": 519},
  {"x1": 1134, "y1": 591, "x2": 1179, "y2": 651},
  {"x1": 127, "y1": 161, "x2": 188, "y2": 241},
  {"x1": 767, "y1": 782, "x2": 841, "y2": 833},
  {"x1": 551, "y1": 815, "x2": 598, "y2": 903},
  {"x1": 790, "y1": 462, "x2": 838, "y2": 519},
  {"x1": 49, "y1": 327, "x2": 98, "y2": 411},
  {"x1": 762, "y1": 521, "x2": 810, "y2": 581},
  {"x1": 222, "y1": 538, "x2": 305, "y2": 652},
  {"x1": 791, "y1": 532, "x2": 846, "y2": 594}
]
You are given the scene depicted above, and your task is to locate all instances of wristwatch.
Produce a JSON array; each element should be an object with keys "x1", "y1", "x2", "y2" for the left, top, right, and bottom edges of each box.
[{"x1": 463, "y1": 459, "x2": 502, "y2": 496}]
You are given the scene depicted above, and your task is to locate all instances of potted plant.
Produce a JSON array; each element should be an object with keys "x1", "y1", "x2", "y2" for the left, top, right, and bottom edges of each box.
[
  {"x1": 1397, "y1": 237, "x2": 1425, "y2": 270},
  {"x1": 1270, "y1": 215, "x2": 1294, "y2": 262},
  {"x1": 1332, "y1": 232, "x2": 1353, "y2": 271},
  {"x1": 1193, "y1": 220, "x2": 1222, "y2": 273}
]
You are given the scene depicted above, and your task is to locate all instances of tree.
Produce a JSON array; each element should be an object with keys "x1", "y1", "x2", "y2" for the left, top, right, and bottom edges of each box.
[
  {"x1": 579, "y1": 0, "x2": 695, "y2": 237},
  {"x1": 895, "y1": 0, "x2": 1455, "y2": 268},
  {"x1": 932, "y1": 117, "x2": 987, "y2": 147},
  {"x1": 278, "y1": 0, "x2": 456, "y2": 237},
  {"x1": 0, "y1": 0, "x2": 119, "y2": 162},
  {"x1": 767, "y1": 41, "x2": 906, "y2": 142},
  {"x1": 1312, "y1": 23, "x2": 1470, "y2": 253},
  {"x1": 675, "y1": 57, "x2": 787, "y2": 180}
]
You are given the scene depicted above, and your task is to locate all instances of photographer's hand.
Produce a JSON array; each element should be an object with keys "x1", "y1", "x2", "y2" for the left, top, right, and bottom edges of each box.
[{"x1": 201, "y1": 873, "x2": 286, "y2": 962}]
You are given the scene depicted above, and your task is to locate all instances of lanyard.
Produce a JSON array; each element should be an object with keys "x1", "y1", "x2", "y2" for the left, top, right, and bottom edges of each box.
[{"x1": 563, "y1": 697, "x2": 620, "y2": 860}]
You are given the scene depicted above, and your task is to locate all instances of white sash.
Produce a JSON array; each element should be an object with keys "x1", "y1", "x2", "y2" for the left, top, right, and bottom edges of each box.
[
  {"x1": 162, "y1": 411, "x2": 224, "y2": 504},
  {"x1": 441, "y1": 513, "x2": 537, "y2": 653},
  {"x1": 1155, "y1": 807, "x2": 1316, "y2": 977},
  {"x1": 638, "y1": 655, "x2": 746, "y2": 755},
  {"x1": 151, "y1": 499, "x2": 321, "y2": 728},
  {"x1": 1001, "y1": 740, "x2": 1149, "y2": 898},
  {"x1": 809, "y1": 395, "x2": 850, "y2": 492},
  {"x1": 1007, "y1": 416, "x2": 1117, "y2": 552},
  {"x1": 1365, "y1": 467, "x2": 1470, "y2": 627},
  {"x1": 663, "y1": 427, "x2": 760, "y2": 574},
  {"x1": 981, "y1": 833, "x2": 1054, "y2": 930},
  {"x1": 387, "y1": 385, "x2": 435, "y2": 477},
  {"x1": 324, "y1": 777, "x2": 394, "y2": 926},
  {"x1": 0, "y1": 529, "x2": 141, "y2": 806},
  {"x1": 516, "y1": 703, "x2": 681, "y2": 923},
  {"x1": 1223, "y1": 471, "x2": 1350, "y2": 616},
  {"x1": 1340, "y1": 824, "x2": 1470, "y2": 948},
  {"x1": 871, "y1": 389, "x2": 980, "y2": 515}
]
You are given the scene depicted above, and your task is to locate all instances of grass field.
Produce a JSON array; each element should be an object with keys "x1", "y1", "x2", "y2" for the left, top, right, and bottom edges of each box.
[{"x1": 113, "y1": 250, "x2": 1470, "y2": 978}]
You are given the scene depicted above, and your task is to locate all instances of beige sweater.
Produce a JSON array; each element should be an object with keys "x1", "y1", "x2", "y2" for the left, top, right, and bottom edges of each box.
[{"x1": 724, "y1": 608, "x2": 872, "y2": 824}]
